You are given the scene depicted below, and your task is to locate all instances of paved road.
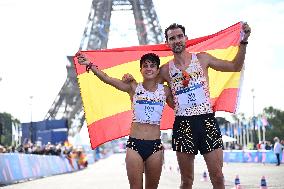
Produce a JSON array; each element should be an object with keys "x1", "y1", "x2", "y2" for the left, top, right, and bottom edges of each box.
[{"x1": 3, "y1": 151, "x2": 284, "y2": 189}]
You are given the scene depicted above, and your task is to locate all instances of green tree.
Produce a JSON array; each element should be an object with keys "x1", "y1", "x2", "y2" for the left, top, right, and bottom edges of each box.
[
  {"x1": 262, "y1": 106, "x2": 284, "y2": 141},
  {"x1": 0, "y1": 112, "x2": 20, "y2": 146}
]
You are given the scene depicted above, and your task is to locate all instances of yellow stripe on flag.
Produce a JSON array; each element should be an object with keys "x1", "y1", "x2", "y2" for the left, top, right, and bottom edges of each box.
[
  {"x1": 206, "y1": 46, "x2": 238, "y2": 61},
  {"x1": 79, "y1": 46, "x2": 240, "y2": 125},
  {"x1": 78, "y1": 56, "x2": 175, "y2": 125},
  {"x1": 208, "y1": 70, "x2": 241, "y2": 98},
  {"x1": 206, "y1": 46, "x2": 240, "y2": 97}
]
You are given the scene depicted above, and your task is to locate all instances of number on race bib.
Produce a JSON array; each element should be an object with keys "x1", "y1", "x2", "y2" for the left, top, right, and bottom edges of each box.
[{"x1": 145, "y1": 106, "x2": 154, "y2": 119}]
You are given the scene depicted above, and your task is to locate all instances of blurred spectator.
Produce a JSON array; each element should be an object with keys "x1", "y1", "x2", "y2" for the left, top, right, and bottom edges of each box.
[
  {"x1": 63, "y1": 147, "x2": 75, "y2": 170},
  {"x1": 0, "y1": 145, "x2": 5, "y2": 153},
  {"x1": 256, "y1": 142, "x2": 261, "y2": 150},
  {"x1": 229, "y1": 143, "x2": 235, "y2": 150},
  {"x1": 265, "y1": 141, "x2": 272, "y2": 150},
  {"x1": 273, "y1": 137, "x2": 283, "y2": 166},
  {"x1": 260, "y1": 141, "x2": 266, "y2": 150},
  {"x1": 76, "y1": 147, "x2": 88, "y2": 169}
]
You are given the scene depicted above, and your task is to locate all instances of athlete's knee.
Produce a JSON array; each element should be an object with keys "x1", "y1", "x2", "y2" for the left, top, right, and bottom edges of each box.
[
  {"x1": 145, "y1": 182, "x2": 159, "y2": 189},
  {"x1": 145, "y1": 176, "x2": 160, "y2": 189},
  {"x1": 129, "y1": 182, "x2": 143, "y2": 189},
  {"x1": 209, "y1": 170, "x2": 224, "y2": 185},
  {"x1": 180, "y1": 180, "x2": 193, "y2": 189},
  {"x1": 180, "y1": 172, "x2": 194, "y2": 188},
  {"x1": 180, "y1": 179, "x2": 193, "y2": 188}
]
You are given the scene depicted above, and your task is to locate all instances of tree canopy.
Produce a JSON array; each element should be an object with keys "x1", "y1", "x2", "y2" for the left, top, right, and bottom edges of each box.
[{"x1": 262, "y1": 106, "x2": 284, "y2": 141}]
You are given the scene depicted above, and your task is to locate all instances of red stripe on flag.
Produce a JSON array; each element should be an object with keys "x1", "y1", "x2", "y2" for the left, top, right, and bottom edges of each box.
[
  {"x1": 160, "y1": 106, "x2": 175, "y2": 130},
  {"x1": 211, "y1": 88, "x2": 239, "y2": 112},
  {"x1": 87, "y1": 106, "x2": 175, "y2": 149},
  {"x1": 88, "y1": 111, "x2": 132, "y2": 149},
  {"x1": 75, "y1": 51, "x2": 172, "y2": 75}
]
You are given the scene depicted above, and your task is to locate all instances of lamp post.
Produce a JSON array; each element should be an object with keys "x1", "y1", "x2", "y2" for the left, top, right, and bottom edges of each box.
[
  {"x1": 251, "y1": 89, "x2": 260, "y2": 145},
  {"x1": 29, "y1": 96, "x2": 33, "y2": 143},
  {"x1": 0, "y1": 121, "x2": 2, "y2": 145},
  {"x1": 251, "y1": 89, "x2": 256, "y2": 145},
  {"x1": 252, "y1": 89, "x2": 255, "y2": 118},
  {"x1": 0, "y1": 77, "x2": 2, "y2": 144}
]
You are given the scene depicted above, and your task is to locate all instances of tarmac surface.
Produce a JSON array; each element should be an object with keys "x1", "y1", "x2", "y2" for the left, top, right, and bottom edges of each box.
[{"x1": 2, "y1": 150, "x2": 284, "y2": 189}]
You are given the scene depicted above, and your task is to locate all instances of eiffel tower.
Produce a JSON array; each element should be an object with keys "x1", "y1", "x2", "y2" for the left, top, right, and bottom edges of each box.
[{"x1": 45, "y1": 0, "x2": 164, "y2": 133}]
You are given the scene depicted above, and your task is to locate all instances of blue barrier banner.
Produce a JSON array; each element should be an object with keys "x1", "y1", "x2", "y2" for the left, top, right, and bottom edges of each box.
[
  {"x1": 0, "y1": 153, "x2": 87, "y2": 185},
  {"x1": 223, "y1": 150, "x2": 283, "y2": 163}
]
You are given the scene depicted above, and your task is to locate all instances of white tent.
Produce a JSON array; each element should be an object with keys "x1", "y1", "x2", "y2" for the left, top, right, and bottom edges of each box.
[
  {"x1": 222, "y1": 135, "x2": 237, "y2": 143},
  {"x1": 70, "y1": 123, "x2": 91, "y2": 147}
]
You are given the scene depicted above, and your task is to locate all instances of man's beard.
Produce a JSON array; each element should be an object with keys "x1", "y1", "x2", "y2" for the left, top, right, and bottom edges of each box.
[{"x1": 172, "y1": 43, "x2": 185, "y2": 53}]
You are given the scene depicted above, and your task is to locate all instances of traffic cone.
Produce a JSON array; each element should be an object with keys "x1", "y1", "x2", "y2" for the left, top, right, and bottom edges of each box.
[
  {"x1": 232, "y1": 175, "x2": 243, "y2": 189},
  {"x1": 200, "y1": 171, "x2": 208, "y2": 181},
  {"x1": 260, "y1": 176, "x2": 268, "y2": 189},
  {"x1": 235, "y1": 175, "x2": 240, "y2": 186}
]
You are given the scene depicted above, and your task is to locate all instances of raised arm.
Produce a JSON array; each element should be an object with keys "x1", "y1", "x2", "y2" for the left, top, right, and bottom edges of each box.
[
  {"x1": 198, "y1": 22, "x2": 251, "y2": 72},
  {"x1": 76, "y1": 52, "x2": 135, "y2": 93}
]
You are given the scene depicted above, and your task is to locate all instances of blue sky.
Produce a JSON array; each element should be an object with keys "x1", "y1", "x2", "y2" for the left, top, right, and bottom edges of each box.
[{"x1": 0, "y1": 0, "x2": 283, "y2": 122}]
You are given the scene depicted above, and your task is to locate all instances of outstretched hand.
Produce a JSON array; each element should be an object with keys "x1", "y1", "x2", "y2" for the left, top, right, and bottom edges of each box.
[
  {"x1": 242, "y1": 22, "x2": 251, "y2": 42},
  {"x1": 75, "y1": 51, "x2": 90, "y2": 66}
]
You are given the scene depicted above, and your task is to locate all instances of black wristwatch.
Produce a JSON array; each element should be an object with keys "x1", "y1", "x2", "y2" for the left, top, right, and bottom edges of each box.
[{"x1": 240, "y1": 41, "x2": 248, "y2": 45}]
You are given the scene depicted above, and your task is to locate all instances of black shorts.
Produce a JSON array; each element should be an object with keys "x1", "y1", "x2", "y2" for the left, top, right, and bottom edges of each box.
[
  {"x1": 126, "y1": 137, "x2": 163, "y2": 161},
  {"x1": 172, "y1": 113, "x2": 223, "y2": 155}
]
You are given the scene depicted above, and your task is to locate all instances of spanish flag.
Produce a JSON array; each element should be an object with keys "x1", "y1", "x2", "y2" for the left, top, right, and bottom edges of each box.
[{"x1": 73, "y1": 22, "x2": 243, "y2": 149}]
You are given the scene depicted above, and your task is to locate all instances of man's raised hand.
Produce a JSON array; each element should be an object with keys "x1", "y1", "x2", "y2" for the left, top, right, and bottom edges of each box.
[
  {"x1": 242, "y1": 22, "x2": 251, "y2": 42},
  {"x1": 75, "y1": 51, "x2": 90, "y2": 66}
]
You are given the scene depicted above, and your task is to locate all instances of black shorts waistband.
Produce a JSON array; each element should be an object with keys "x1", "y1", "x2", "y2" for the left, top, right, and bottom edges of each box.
[
  {"x1": 175, "y1": 113, "x2": 215, "y2": 119},
  {"x1": 128, "y1": 136, "x2": 161, "y2": 142}
]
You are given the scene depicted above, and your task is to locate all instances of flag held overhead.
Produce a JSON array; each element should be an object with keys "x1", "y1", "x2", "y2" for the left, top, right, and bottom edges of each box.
[{"x1": 73, "y1": 22, "x2": 244, "y2": 149}]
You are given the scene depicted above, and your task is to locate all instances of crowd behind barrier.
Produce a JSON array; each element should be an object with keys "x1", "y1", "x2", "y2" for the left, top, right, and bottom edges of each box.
[
  {"x1": 0, "y1": 140, "x2": 105, "y2": 185},
  {"x1": 0, "y1": 150, "x2": 101, "y2": 185},
  {"x1": 0, "y1": 153, "x2": 78, "y2": 185}
]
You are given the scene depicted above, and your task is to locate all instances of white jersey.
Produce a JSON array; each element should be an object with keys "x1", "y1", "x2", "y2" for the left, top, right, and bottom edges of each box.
[
  {"x1": 132, "y1": 83, "x2": 166, "y2": 125},
  {"x1": 169, "y1": 53, "x2": 213, "y2": 116}
]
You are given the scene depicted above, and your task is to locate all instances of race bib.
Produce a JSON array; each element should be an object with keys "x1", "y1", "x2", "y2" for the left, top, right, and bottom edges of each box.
[
  {"x1": 176, "y1": 83, "x2": 207, "y2": 107},
  {"x1": 134, "y1": 101, "x2": 163, "y2": 122}
]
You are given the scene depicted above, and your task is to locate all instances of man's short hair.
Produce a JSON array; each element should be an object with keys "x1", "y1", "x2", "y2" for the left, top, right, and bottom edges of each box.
[
  {"x1": 164, "y1": 23, "x2": 186, "y2": 41},
  {"x1": 140, "y1": 53, "x2": 160, "y2": 68}
]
